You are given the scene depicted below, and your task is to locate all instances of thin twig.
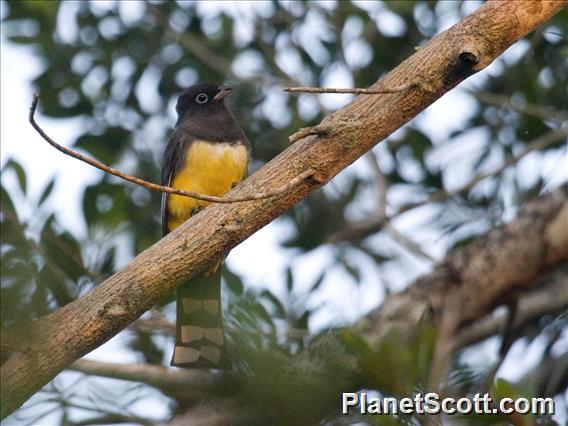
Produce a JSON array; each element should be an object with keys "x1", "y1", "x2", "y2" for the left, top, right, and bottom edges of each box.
[
  {"x1": 386, "y1": 224, "x2": 437, "y2": 262},
  {"x1": 285, "y1": 82, "x2": 417, "y2": 142},
  {"x1": 365, "y1": 150, "x2": 388, "y2": 218},
  {"x1": 365, "y1": 150, "x2": 435, "y2": 261},
  {"x1": 284, "y1": 82, "x2": 416, "y2": 95},
  {"x1": 428, "y1": 302, "x2": 459, "y2": 394},
  {"x1": 29, "y1": 94, "x2": 315, "y2": 203}
]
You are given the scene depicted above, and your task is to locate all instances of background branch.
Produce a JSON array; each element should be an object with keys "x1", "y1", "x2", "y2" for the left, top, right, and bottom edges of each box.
[
  {"x1": 362, "y1": 185, "x2": 567, "y2": 388},
  {"x1": 453, "y1": 271, "x2": 568, "y2": 350},
  {"x1": 69, "y1": 359, "x2": 218, "y2": 401}
]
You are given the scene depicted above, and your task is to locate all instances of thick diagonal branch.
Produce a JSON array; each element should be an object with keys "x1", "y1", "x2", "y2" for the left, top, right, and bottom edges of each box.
[{"x1": 2, "y1": 0, "x2": 566, "y2": 419}]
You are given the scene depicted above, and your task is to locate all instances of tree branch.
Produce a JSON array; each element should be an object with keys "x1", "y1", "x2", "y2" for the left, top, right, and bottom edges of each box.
[
  {"x1": 453, "y1": 271, "x2": 568, "y2": 350},
  {"x1": 69, "y1": 359, "x2": 218, "y2": 401},
  {"x1": 361, "y1": 185, "x2": 567, "y2": 388},
  {"x1": 3, "y1": 0, "x2": 566, "y2": 418}
]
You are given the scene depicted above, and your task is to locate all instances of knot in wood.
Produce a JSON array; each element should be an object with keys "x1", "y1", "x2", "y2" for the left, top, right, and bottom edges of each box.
[
  {"x1": 98, "y1": 302, "x2": 129, "y2": 319},
  {"x1": 458, "y1": 51, "x2": 478, "y2": 66}
]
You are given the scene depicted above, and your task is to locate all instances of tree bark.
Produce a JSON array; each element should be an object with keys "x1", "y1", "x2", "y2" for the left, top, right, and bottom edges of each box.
[
  {"x1": 1, "y1": 0, "x2": 566, "y2": 419},
  {"x1": 364, "y1": 185, "x2": 568, "y2": 343}
]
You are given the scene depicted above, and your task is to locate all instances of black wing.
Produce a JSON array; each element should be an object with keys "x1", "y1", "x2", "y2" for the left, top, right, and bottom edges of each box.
[{"x1": 161, "y1": 130, "x2": 190, "y2": 236}]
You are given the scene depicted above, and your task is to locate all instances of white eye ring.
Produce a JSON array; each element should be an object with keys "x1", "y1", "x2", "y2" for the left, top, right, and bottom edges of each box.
[{"x1": 195, "y1": 93, "x2": 208, "y2": 104}]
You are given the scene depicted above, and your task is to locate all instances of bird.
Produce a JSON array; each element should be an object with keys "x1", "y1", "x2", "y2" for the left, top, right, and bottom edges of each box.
[{"x1": 161, "y1": 81, "x2": 250, "y2": 368}]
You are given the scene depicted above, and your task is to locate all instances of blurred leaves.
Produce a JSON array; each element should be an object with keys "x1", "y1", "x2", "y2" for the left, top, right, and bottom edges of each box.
[
  {"x1": 342, "y1": 321, "x2": 436, "y2": 396},
  {"x1": 1, "y1": 168, "x2": 84, "y2": 327}
]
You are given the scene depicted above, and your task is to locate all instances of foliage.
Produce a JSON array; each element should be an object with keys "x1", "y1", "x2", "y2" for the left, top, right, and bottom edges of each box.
[{"x1": 1, "y1": 0, "x2": 566, "y2": 424}]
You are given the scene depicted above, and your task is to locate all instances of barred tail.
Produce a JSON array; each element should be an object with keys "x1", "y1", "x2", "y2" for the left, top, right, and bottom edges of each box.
[{"x1": 171, "y1": 270, "x2": 225, "y2": 368}]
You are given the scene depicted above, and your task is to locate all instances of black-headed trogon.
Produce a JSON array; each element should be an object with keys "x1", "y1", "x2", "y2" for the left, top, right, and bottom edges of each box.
[{"x1": 161, "y1": 82, "x2": 250, "y2": 368}]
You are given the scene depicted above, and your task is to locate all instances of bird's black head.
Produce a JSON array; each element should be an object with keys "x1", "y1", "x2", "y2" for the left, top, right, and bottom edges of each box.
[{"x1": 175, "y1": 81, "x2": 233, "y2": 119}]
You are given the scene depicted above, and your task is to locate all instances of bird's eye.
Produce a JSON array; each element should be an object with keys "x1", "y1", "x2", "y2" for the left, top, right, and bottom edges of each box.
[{"x1": 195, "y1": 93, "x2": 209, "y2": 104}]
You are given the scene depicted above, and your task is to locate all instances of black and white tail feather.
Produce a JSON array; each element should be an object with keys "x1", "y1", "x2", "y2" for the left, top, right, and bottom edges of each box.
[{"x1": 171, "y1": 270, "x2": 226, "y2": 368}]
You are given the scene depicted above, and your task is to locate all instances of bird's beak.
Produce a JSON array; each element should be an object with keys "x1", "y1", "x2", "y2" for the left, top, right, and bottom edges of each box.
[{"x1": 213, "y1": 85, "x2": 233, "y2": 102}]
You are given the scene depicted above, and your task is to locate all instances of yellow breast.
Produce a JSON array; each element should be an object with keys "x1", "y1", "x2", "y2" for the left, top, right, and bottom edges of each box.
[{"x1": 167, "y1": 140, "x2": 249, "y2": 231}]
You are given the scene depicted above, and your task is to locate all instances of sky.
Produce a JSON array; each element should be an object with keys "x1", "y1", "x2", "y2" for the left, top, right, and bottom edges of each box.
[{"x1": 1, "y1": 1, "x2": 566, "y2": 424}]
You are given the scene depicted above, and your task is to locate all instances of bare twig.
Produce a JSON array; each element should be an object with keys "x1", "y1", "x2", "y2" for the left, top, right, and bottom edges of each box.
[
  {"x1": 284, "y1": 82, "x2": 416, "y2": 95},
  {"x1": 29, "y1": 94, "x2": 316, "y2": 203},
  {"x1": 365, "y1": 150, "x2": 436, "y2": 261},
  {"x1": 386, "y1": 224, "x2": 437, "y2": 262},
  {"x1": 428, "y1": 302, "x2": 459, "y2": 394},
  {"x1": 365, "y1": 150, "x2": 388, "y2": 218}
]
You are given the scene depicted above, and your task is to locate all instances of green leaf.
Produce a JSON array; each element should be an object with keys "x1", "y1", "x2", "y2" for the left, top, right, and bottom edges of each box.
[
  {"x1": 339, "y1": 328, "x2": 373, "y2": 358},
  {"x1": 261, "y1": 289, "x2": 287, "y2": 319},
  {"x1": 4, "y1": 159, "x2": 27, "y2": 195},
  {"x1": 285, "y1": 266, "x2": 293, "y2": 293},
  {"x1": 0, "y1": 185, "x2": 18, "y2": 222},
  {"x1": 40, "y1": 215, "x2": 86, "y2": 283},
  {"x1": 223, "y1": 266, "x2": 244, "y2": 296},
  {"x1": 37, "y1": 178, "x2": 55, "y2": 206},
  {"x1": 308, "y1": 271, "x2": 326, "y2": 293},
  {"x1": 491, "y1": 378, "x2": 520, "y2": 401}
]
